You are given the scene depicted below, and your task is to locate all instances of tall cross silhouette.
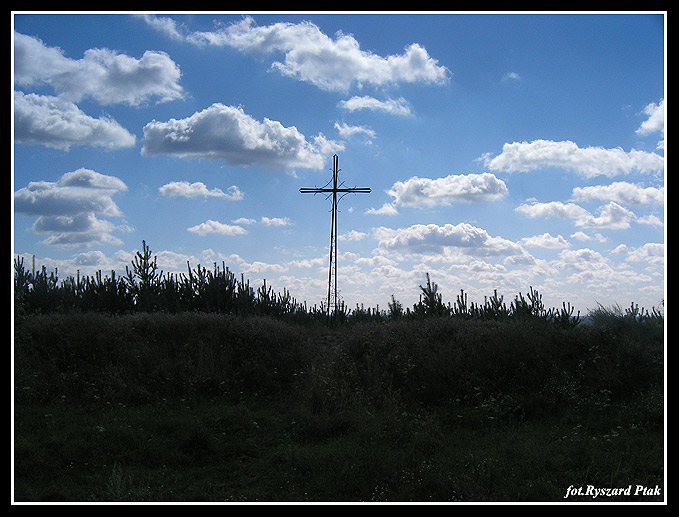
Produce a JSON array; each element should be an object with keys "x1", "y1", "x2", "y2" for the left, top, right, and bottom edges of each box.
[{"x1": 300, "y1": 154, "x2": 371, "y2": 320}]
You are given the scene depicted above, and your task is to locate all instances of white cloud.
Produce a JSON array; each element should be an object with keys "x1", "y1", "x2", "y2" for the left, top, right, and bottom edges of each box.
[
  {"x1": 232, "y1": 217, "x2": 256, "y2": 225},
  {"x1": 32, "y1": 214, "x2": 122, "y2": 247},
  {"x1": 141, "y1": 15, "x2": 449, "y2": 92},
  {"x1": 14, "y1": 31, "x2": 184, "y2": 106},
  {"x1": 260, "y1": 216, "x2": 292, "y2": 227},
  {"x1": 386, "y1": 173, "x2": 508, "y2": 208},
  {"x1": 142, "y1": 103, "x2": 336, "y2": 170},
  {"x1": 519, "y1": 233, "x2": 570, "y2": 249},
  {"x1": 14, "y1": 168, "x2": 127, "y2": 217},
  {"x1": 14, "y1": 91, "x2": 136, "y2": 150},
  {"x1": 238, "y1": 261, "x2": 288, "y2": 275},
  {"x1": 570, "y1": 231, "x2": 607, "y2": 243},
  {"x1": 611, "y1": 244, "x2": 629, "y2": 255},
  {"x1": 338, "y1": 95, "x2": 412, "y2": 116},
  {"x1": 374, "y1": 222, "x2": 525, "y2": 258},
  {"x1": 636, "y1": 98, "x2": 664, "y2": 150},
  {"x1": 625, "y1": 242, "x2": 664, "y2": 266},
  {"x1": 339, "y1": 230, "x2": 368, "y2": 241},
  {"x1": 558, "y1": 248, "x2": 609, "y2": 271},
  {"x1": 516, "y1": 201, "x2": 589, "y2": 220},
  {"x1": 287, "y1": 256, "x2": 326, "y2": 269},
  {"x1": 577, "y1": 202, "x2": 638, "y2": 230},
  {"x1": 311, "y1": 133, "x2": 346, "y2": 157},
  {"x1": 366, "y1": 203, "x2": 399, "y2": 216},
  {"x1": 637, "y1": 214, "x2": 663, "y2": 227},
  {"x1": 571, "y1": 181, "x2": 664, "y2": 206},
  {"x1": 227, "y1": 216, "x2": 293, "y2": 227},
  {"x1": 501, "y1": 71, "x2": 520, "y2": 82},
  {"x1": 14, "y1": 168, "x2": 128, "y2": 247},
  {"x1": 353, "y1": 255, "x2": 396, "y2": 268},
  {"x1": 159, "y1": 181, "x2": 244, "y2": 200},
  {"x1": 516, "y1": 200, "x2": 639, "y2": 230},
  {"x1": 71, "y1": 250, "x2": 109, "y2": 266},
  {"x1": 485, "y1": 139, "x2": 664, "y2": 178},
  {"x1": 187, "y1": 220, "x2": 248, "y2": 236},
  {"x1": 136, "y1": 13, "x2": 187, "y2": 41},
  {"x1": 556, "y1": 247, "x2": 656, "y2": 297},
  {"x1": 636, "y1": 99, "x2": 664, "y2": 135},
  {"x1": 334, "y1": 122, "x2": 375, "y2": 142}
]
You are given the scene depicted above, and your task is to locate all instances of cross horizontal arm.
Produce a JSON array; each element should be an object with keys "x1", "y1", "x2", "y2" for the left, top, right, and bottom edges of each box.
[{"x1": 300, "y1": 187, "x2": 371, "y2": 193}]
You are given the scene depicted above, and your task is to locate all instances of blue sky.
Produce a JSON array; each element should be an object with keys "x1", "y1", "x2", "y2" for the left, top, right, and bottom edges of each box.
[{"x1": 12, "y1": 12, "x2": 665, "y2": 314}]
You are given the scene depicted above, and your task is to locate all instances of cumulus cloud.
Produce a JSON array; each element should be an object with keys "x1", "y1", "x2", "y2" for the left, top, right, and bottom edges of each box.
[
  {"x1": 334, "y1": 122, "x2": 375, "y2": 142},
  {"x1": 239, "y1": 261, "x2": 288, "y2": 275},
  {"x1": 625, "y1": 242, "x2": 664, "y2": 266},
  {"x1": 140, "y1": 15, "x2": 449, "y2": 92},
  {"x1": 571, "y1": 231, "x2": 607, "y2": 243},
  {"x1": 232, "y1": 217, "x2": 256, "y2": 225},
  {"x1": 142, "y1": 103, "x2": 338, "y2": 170},
  {"x1": 32, "y1": 214, "x2": 121, "y2": 246},
  {"x1": 159, "y1": 181, "x2": 244, "y2": 200},
  {"x1": 14, "y1": 91, "x2": 136, "y2": 150},
  {"x1": 136, "y1": 13, "x2": 188, "y2": 41},
  {"x1": 14, "y1": 31, "x2": 184, "y2": 106},
  {"x1": 515, "y1": 201, "x2": 590, "y2": 220},
  {"x1": 339, "y1": 230, "x2": 368, "y2": 241},
  {"x1": 519, "y1": 233, "x2": 570, "y2": 249},
  {"x1": 570, "y1": 202, "x2": 639, "y2": 230},
  {"x1": 14, "y1": 168, "x2": 127, "y2": 217},
  {"x1": 260, "y1": 216, "x2": 292, "y2": 227},
  {"x1": 187, "y1": 220, "x2": 248, "y2": 236},
  {"x1": 286, "y1": 256, "x2": 327, "y2": 269},
  {"x1": 516, "y1": 200, "x2": 639, "y2": 230},
  {"x1": 374, "y1": 222, "x2": 525, "y2": 258},
  {"x1": 338, "y1": 95, "x2": 412, "y2": 116},
  {"x1": 637, "y1": 214, "x2": 663, "y2": 227},
  {"x1": 558, "y1": 248, "x2": 608, "y2": 271},
  {"x1": 386, "y1": 173, "x2": 508, "y2": 208},
  {"x1": 366, "y1": 203, "x2": 399, "y2": 216},
  {"x1": 571, "y1": 181, "x2": 664, "y2": 206},
  {"x1": 485, "y1": 139, "x2": 664, "y2": 178},
  {"x1": 14, "y1": 168, "x2": 128, "y2": 246},
  {"x1": 636, "y1": 98, "x2": 664, "y2": 150}
]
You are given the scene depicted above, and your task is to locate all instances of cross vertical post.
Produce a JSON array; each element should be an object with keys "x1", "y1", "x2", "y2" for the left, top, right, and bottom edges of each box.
[{"x1": 300, "y1": 154, "x2": 371, "y2": 322}]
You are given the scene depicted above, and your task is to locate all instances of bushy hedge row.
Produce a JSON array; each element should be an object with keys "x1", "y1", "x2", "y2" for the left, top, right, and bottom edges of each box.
[
  {"x1": 15, "y1": 240, "x2": 649, "y2": 330},
  {"x1": 14, "y1": 312, "x2": 320, "y2": 405},
  {"x1": 14, "y1": 307, "x2": 664, "y2": 430},
  {"x1": 324, "y1": 316, "x2": 664, "y2": 421},
  {"x1": 14, "y1": 241, "x2": 327, "y2": 324}
]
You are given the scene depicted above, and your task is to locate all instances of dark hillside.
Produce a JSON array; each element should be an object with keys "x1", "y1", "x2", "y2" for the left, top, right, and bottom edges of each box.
[{"x1": 13, "y1": 244, "x2": 664, "y2": 502}]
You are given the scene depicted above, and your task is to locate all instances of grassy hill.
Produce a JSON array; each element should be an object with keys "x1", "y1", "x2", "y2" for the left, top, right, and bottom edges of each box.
[{"x1": 13, "y1": 244, "x2": 664, "y2": 502}]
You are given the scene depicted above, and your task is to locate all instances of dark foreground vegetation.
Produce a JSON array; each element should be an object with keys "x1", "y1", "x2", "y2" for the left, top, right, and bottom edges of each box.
[{"x1": 13, "y1": 243, "x2": 665, "y2": 502}]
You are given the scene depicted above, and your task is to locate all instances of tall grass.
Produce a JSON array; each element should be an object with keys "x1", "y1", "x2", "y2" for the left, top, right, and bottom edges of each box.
[
  {"x1": 14, "y1": 292, "x2": 663, "y2": 430},
  {"x1": 13, "y1": 307, "x2": 664, "y2": 501}
]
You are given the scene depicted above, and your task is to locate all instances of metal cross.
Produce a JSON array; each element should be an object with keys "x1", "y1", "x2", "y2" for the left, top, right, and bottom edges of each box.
[{"x1": 300, "y1": 154, "x2": 370, "y2": 320}]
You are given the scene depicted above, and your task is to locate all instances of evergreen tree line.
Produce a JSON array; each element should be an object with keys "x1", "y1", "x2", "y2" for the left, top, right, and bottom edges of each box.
[{"x1": 14, "y1": 241, "x2": 663, "y2": 327}]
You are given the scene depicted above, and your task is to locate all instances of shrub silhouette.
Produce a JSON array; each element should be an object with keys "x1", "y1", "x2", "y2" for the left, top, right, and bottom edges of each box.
[{"x1": 14, "y1": 239, "x2": 663, "y2": 332}]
